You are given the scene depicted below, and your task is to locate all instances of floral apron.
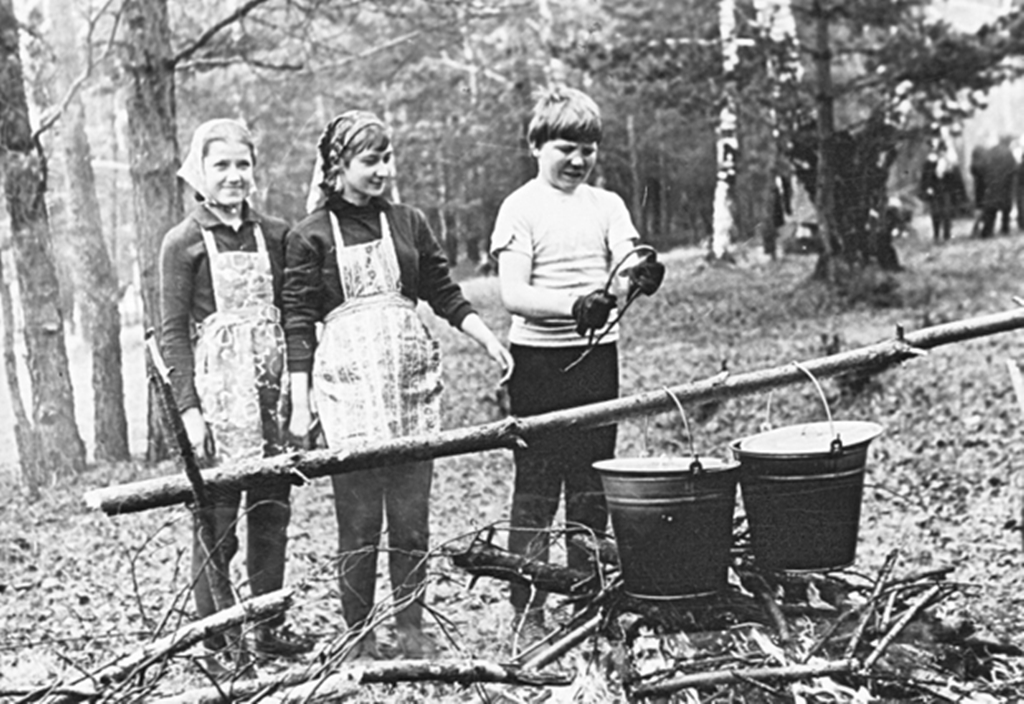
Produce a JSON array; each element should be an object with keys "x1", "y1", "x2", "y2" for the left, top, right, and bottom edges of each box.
[
  {"x1": 194, "y1": 224, "x2": 286, "y2": 462},
  {"x1": 313, "y1": 211, "x2": 442, "y2": 447}
]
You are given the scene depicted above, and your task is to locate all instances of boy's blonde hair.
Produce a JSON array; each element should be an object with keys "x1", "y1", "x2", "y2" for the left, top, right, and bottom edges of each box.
[{"x1": 527, "y1": 85, "x2": 602, "y2": 149}]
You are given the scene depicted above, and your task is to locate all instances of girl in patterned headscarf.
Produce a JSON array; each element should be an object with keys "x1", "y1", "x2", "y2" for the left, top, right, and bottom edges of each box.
[
  {"x1": 159, "y1": 118, "x2": 309, "y2": 667},
  {"x1": 283, "y1": 110, "x2": 513, "y2": 659}
]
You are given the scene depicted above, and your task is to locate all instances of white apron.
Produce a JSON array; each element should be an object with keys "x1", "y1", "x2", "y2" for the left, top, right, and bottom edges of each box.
[
  {"x1": 193, "y1": 224, "x2": 287, "y2": 462},
  {"x1": 313, "y1": 211, "x2": 442, "y2": 447}
]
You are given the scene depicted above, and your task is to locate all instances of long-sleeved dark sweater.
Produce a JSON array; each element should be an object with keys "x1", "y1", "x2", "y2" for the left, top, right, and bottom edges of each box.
[
  {"x1": 282, "y1": 194, "x2": 474, "y2": 373},
  {"x1": 159, "y1": 203, "x2": 289, "y2": 412}
]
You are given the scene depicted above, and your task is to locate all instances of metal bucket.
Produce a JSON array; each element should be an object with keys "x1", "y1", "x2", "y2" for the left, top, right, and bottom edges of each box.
[
  {"x1": 593, "y1": 456, "x2": 739, "y2": 601},
  {"x1": 731, "y1": 420, "x2": 883, "y2": 572}
]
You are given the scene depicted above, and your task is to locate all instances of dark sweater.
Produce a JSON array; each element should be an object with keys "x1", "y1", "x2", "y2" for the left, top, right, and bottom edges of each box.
[
  {"x1": 159, "y1": 203, "x2": 289, "y2": 412},
  {"x1": 282, "y1": 194, "x2": 474, "y2": 373}
]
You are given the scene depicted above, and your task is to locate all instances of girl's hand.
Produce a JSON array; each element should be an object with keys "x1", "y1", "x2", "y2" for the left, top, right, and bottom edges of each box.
[
  {"x1": 287, "y1": 371, "x2": 313, "y2": 449},
  {"x1": 287, "y1": 404, "x2": 313, "y2": 449},
  {"x1": 181, "y1": 407, "x2": 209, "y2": 460},
  {"x1": 458, "y1": 313, "x2": 514, "y2": 385},
  {"x1": 487, "y1": 339, "x2": 515, "y2": 386}
]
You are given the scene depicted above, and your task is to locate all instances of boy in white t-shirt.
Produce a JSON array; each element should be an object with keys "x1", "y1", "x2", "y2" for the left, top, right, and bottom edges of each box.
[{"x1": 489, "y1": 86, "x2": 665, "y2": 641}]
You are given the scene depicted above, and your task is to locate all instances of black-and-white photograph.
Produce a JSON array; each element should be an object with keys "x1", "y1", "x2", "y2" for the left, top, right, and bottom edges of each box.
[{"x1": 4, "y1": 0, "x2": 1024, "y2": 701}]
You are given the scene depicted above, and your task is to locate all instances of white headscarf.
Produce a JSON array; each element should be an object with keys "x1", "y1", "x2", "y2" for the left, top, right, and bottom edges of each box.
[
  {"x1": 177, "y1": 118, "x2": 256, "y2": 202},
  {"x1": 305, "y1": 151, "x2": 327, "y2": 215}
]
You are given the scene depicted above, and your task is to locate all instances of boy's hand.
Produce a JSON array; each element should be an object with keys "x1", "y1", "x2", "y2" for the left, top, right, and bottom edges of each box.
[
  {"x1": 627, "y1": 253, "x2": 665, "y2": 297},
  {"x1": 572, "y1": 290, "x2": 617, "y2": 336}
]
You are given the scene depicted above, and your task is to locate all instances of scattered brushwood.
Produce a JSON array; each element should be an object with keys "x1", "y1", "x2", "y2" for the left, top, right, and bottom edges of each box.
[
  {"x1": 449, "y1": 532, "x2": 1024, "y2": 702},
  {"x1": 1, "y1": 578, "x2": 571, "y2": 704},
  {"x1": 1, "y1": 590, "x2": 293, "y2": 703},
  {"x1": 148, "y1": 660, "x2": 571, "y2": 704}
]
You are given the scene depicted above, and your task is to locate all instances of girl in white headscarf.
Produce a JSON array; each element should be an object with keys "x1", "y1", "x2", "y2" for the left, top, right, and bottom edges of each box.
[
  {"x1": 159, "y1": 118, "x2": 308, "y2": 665},
  {"x1": 283, "y1": 110, "x2": 512, "y2": 659}
]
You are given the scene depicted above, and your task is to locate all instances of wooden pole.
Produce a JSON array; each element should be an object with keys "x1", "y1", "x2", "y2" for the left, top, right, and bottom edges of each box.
[
  {"x1": 85, "y1": 307, "x2": 1024, "y2": 516},
  {"x1": 144, "y1": 331, "x2": 244, "y2": 661}
]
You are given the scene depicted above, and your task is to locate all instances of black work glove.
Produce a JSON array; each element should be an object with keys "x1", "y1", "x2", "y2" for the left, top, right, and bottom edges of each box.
[
  {"x1": 627, "y1": 253, "x2": 666, "y2": 297},
  {"x1": 572, "y1": 290, "x2": 617, "y2": 337}
]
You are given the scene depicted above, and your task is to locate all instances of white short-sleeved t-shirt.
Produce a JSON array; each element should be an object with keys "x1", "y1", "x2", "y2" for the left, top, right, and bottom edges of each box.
[{"x1": 490, "y1": 179, "x2": 639, "y2": 347}]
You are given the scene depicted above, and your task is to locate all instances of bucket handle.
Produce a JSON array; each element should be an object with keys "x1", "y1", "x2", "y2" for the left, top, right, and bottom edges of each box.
[
  {"x1": 605, "y1": 244, "x2": 658, "y2": 293},
  {"x1": 792, "y1": 362, "x2": 844, "y2": 455},
  {"x1": 662, "y1": 386, "x2": 704, "y2": 474}
]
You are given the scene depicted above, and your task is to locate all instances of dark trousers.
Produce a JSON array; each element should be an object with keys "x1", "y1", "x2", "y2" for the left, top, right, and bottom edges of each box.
[
  {"x1": 507, "y1": 343, "x2": 618, "y2": 615},
  {"x1": 929, "y1": 193, "x2": 954, "y2": 241},
  {"x1": 192, "y1": 479, "x2": 291, "y2": 649},
  {"x1": 980, "y1": 205, "x2": 1012, "y2": 238},
  {"x1": 331, "y1": 460, "x2": 432, "y2": 633}
]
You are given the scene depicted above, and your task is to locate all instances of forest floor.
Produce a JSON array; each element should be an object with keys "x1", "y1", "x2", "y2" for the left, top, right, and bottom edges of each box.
[{"x1": 3, "y1": 216, "x2": 1024, "y2": 702}]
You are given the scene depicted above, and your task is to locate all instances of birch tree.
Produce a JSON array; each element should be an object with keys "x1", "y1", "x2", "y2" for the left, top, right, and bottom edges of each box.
[{"x1": 710, "y1": 0, "x2": 739, "y2": 262}]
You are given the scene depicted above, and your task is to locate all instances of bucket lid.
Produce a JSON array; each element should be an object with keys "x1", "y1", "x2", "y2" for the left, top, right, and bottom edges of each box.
[
  {"x1": 733, "y1": 420, "x2": 883, "y2": 457},
  {"x1": 593, "y1": 456, "x2": 739, "y2": 475}
]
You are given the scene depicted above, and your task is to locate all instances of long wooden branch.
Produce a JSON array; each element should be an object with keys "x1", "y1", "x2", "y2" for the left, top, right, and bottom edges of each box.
[
  {"x1": 151, "y1": 659, "x2": 572, "y2": 704},
  {"x1": 85, "y1": 307, "x2": 1024, "y2": 516},
  {"x1": 145, "y1": 331, "x2": 243, "y2": 654}
]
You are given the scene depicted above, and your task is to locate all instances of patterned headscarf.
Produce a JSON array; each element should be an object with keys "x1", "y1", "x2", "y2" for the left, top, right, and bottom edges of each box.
[
  {"x1": 177, "y1": 119, "x2": 256, "y2": 202},
  {"x1": 305, "y1": 110, "x2": 387, "y2": 213}
]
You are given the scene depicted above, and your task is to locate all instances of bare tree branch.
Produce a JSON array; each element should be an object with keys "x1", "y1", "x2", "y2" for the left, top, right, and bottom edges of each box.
[
  {"x1": 31, "y1": 0, "x2": 122, "y2": 140},
  {"x1": 173, "y1": 0, "x2": 274, "y2": 66},
  {"x1": 315, "y1": 29, "x2": 423, "y2": 71}
]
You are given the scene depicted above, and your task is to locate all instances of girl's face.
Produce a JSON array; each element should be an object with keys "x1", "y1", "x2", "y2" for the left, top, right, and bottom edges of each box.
[
  {"x1": 533, "y1": 138, "x2": 597, "y2": 193},
  {"x1": 336, "y1": 147, "x2": 394, "y2": 205},
  {"x1": 201, "y1": 139, "x2": 255, "y2": 208}
]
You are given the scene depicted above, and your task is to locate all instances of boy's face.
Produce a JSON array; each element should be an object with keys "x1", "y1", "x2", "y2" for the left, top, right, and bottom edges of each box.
[{"x1": 533, "y1": 138, "x2": 597, "y2": 193}]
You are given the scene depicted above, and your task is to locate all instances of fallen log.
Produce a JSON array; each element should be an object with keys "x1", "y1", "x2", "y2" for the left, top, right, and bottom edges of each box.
[
  {"x1": 150, "y1": 659, "x2": 572, "y2": 704},
  {"x1": 33, "y1": 589, "x2": 292, "y2": 703},
  {"x1": 85, "y1": 307, "x2": 1024, "y2": 515}
]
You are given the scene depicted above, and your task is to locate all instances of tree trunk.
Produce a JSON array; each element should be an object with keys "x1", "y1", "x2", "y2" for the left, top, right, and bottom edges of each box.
[
  {"x1": 120, "y1": 0, "x2": 181, "y2": 462},
  {"x1": 0, "y1": 251, "x2": 43, "y2": 498},
  {"x1": 811, "y1": 0, "x2": 840, "y2": 282},
  {"x1": 710, "y1": 0, "x2": 738, "y2": 262},
  {"x1": 626, "y1": 113, "x2": 644, "y2": 234},
  {"x1": 754, "y1": 0, "x2": 802, "y2": 258},
  {"x1": 1, "y1": 0, "x2": 87, "y2": 486},
  {"x1": 48, "y1": 0, "x2": 130, "y2": 463}
]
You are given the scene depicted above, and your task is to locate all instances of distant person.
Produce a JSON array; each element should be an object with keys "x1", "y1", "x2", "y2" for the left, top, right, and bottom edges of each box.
[
  {"x1": 767, "y1": 170, "x2": 793, "y2": 258},
  {"x1": 489, "y1": 86, "x2": 665, "y2": 644},
  {"x1": 972, "y1": 135, "x2": 1016, "y2": 238},
  {"x1": 919, "y1": 137, "x2": 961, "y2": 242},
  {"x1": 1014, "y1": 137, "x2": 1024, "y2": 230},
  {"x1": 283, "y1": 109, "x2": 512, "y2": 659},
  {"x1": 159, "y1": 119, "x2": 308, "y2": 668}
]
